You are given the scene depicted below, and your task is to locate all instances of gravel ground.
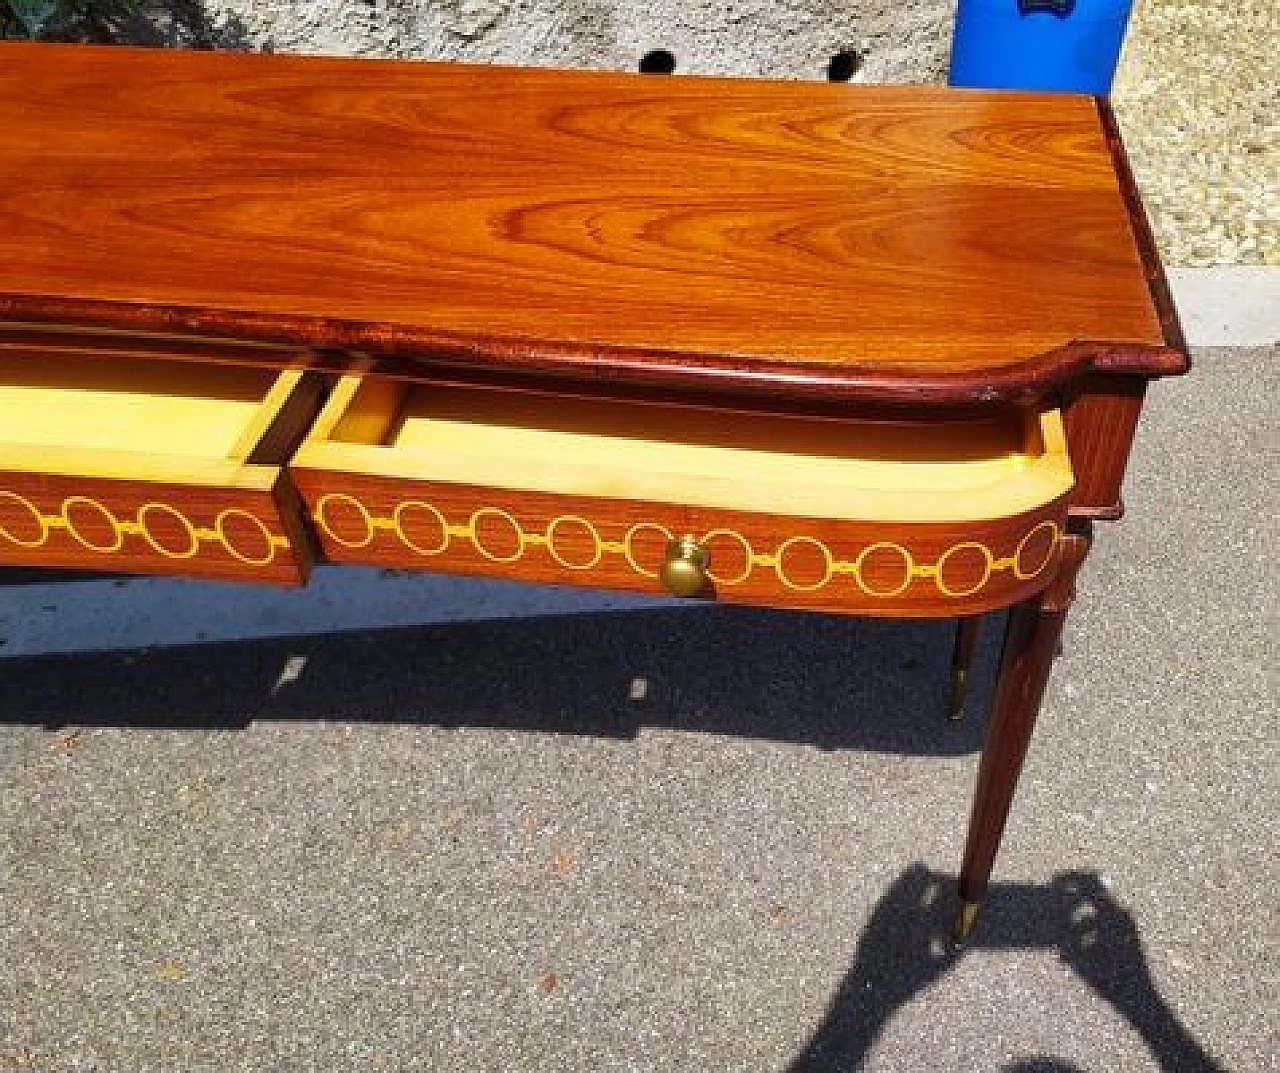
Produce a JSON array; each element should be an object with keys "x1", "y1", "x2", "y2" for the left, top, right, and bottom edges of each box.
[
  {"x1": 1111, "y1": 0, "x2": 1279, "y2": 267},
  {"x1": 0, "y1": 346, "x2": 1275, "y2": 1071}
]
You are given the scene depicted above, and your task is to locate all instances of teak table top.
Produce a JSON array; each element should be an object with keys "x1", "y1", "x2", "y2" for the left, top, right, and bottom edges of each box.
[{"x1": 0, "y1": 43, "x2": 1178, "y2": 402}]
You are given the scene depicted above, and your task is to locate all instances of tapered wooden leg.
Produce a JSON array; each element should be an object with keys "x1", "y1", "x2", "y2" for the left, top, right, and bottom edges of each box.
[
  {"x1": 953, "y1": 520, "x2": 1093, "y2": 943},
  {"x1": 947, "y1": 615, "x2": 982, "y2": 721}
]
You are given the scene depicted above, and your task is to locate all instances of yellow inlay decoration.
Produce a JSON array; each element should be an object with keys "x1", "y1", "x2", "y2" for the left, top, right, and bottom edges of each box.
[
  {"x1": 1013, "y1": 520, "x2": 1060, "y2": 580},
  {"x1": 138, "y1": 503, "x2": 200, "y2": 559},
  {"x1": 215, "y1": 509, "x2": 280, "y2": 566},
  {"x1": 314, "y1": 492, "x2": 375, "y2": 549},
  {"x1": 469, "y1": 507, "x2": 525, "y2": 564},
  {"x1": 854, "y1": 542, "x2": 914, "y2": 598},
  {"x1": 0, "y1": 490, "x2": 48, "y2": 548},
  {"x1": 774, "y1": 535, "x2": 835, "y2": 592},
  {"x1": 623, "y1": 522, "x2": 674, "y2": 579},
  {"x1": 393, "y1": 501, "x2": 450, "y2": 556},
  {"x1": 701, "y1": 528, "x2": 755, "y2": 587},
  {"x1": 0, "y1": 491, "x2": 288, "y2": 565},
  {"x1": 311, "y1": 497, "x2": 1063, "y2": 599},
  {"x1": 545, "y1": 515, "x2": 603, "y2": 571},
  {"x1": 935, "y1": 541, "x2": 994, "y2": 599}
]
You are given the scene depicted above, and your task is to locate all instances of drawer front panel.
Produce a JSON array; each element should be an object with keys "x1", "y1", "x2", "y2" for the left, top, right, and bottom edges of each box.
[
  {"x1": 683, "y1": 497, "x2": 1069, "y2": 617},
  {"x1": 0, "y1": 470, "x2": 308, "y2": 584},
  {"x1": 294, "y1": 470, "x2": 691, "y2": 595},
  {"x1": 293, "y1": 469, "x2": 1069, "y2": 616},
  {"x1": 0, "y1": 343, "x2": 326, "y2": 585}
]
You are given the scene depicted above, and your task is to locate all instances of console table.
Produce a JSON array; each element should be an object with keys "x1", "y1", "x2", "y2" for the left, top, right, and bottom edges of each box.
[{"x1": 0, "y1": 43, "x2": 1186, "y2": 941}]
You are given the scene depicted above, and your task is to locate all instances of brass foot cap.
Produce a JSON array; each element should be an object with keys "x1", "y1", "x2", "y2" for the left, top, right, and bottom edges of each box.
[{"x1": 952, "y1": 900, "x2": 980, "y2": 945}]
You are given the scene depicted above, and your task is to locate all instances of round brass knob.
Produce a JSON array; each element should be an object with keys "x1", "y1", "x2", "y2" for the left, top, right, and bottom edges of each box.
[{"x1": 660, "y1": 534, "x2": 710, "y2": 597}]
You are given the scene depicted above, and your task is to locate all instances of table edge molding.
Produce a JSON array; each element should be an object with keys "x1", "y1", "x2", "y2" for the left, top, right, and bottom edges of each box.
[{"x1": 0, "y1": 295, "x2": 1188, "y2": 409}]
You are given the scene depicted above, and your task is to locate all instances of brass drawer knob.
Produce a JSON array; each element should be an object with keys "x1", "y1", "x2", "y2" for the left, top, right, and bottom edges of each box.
[{"x1": 660, "y1": 534, "x2": 710, "y2": 597}]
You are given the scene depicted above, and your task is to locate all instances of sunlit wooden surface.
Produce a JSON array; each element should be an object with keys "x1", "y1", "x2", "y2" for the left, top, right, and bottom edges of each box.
[{"x1": 0, "y1": 42, "x2": 1164, "y2": 376}]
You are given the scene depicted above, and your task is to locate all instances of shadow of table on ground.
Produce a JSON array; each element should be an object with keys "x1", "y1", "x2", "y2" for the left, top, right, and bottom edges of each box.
[
  {"x1": 790, "y1": 864, "x2": 1225, "y2": 1073},
  {"x1": 0, "y1": 604, "x2": 1227, "y2": 1070},
  {"x1": 0, "y1": 604, "x2": 1002, "y2": 756}
]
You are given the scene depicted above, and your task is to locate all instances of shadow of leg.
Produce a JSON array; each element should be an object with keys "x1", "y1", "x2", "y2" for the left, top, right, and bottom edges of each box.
[
  {"x1": 1050, "y1": 872, "x2": 1226, "y2": 1073},
  {"x1": 787, "y1": 863, "x2": 962, "y2": 1072},
  {"x1": 791, "y1": 866, "x2": 1226, "y2": 1073}
]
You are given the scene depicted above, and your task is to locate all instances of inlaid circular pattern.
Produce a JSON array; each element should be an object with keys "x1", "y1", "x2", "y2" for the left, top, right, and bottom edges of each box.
[
  {"x1": 311, "y1": 497, "x2": 1063, "y2": 599},
  {"x1": 0, "y1": 491, "x2": 290, "y2": 566}
]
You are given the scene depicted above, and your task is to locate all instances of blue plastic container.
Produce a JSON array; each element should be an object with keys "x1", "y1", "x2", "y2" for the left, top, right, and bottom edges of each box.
[{"x1": 948, "y1": 0, "x2": 1136, "y2": 95}]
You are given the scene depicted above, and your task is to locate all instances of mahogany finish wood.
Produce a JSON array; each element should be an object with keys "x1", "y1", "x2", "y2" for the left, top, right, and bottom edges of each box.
[
  {"x1": 1063, "y1": 375, "x2": 1147, "y2": 519},
  {"x1": 291, "y1": 469, "x2": 1069, "y2": 618},
  {"x1": 948, "y1": 615, "x2": 983, "y2": 721},
  {"x1": 0, "y1": 42, "x2": 1184, "y2": 408},
  {"x1": 1096, "y1": 99, "x2": 1187, "y2": 357},
  {"x1": 1053, "y1": 101, "x2": 1188, "y2": 520},
  {"x1": 0, "y1": 324, "x2": 310, "y2": 372},
  {"x1": 958, "y1": 520, "x2": 1093, "y2": 914},
  {"x1": 0, "y1": 333, "x2": 325, "y2": 584},
  {"x1": 0, "y1": 468, "x2": 311, "y2": 584}
]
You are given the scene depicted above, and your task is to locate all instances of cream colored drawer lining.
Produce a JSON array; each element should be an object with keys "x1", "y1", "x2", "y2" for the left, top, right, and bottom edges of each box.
[
  {"x1": 0, "y1": 351, "x2": 306, "y2": 488},
  {"x1": 293, "y1": 375, "x2": 1074, "y2": 524}
]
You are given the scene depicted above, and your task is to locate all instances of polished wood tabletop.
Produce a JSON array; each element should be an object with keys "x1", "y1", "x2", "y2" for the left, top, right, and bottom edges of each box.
[{"x1": 0, "y1": 43, "x2": 1173, "y2": 400}]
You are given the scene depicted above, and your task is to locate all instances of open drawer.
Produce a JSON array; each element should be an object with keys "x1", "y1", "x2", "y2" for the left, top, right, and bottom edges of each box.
[
  {"x1": 0, "y1": 340, "x2": 324, "y2": 584},
  {"x1": 290, "y1": 376, "x2": 1076, "y2": 616}
]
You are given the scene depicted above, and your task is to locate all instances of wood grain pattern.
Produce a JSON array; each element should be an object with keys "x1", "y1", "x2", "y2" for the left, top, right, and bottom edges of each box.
[
  {"x1": 0, "y1": 344, "x2": 324, "y2": 583},
  {"x1": 1063, "y1": 374, "x2": 1147, "y2": 520},
  {"x1": 1096, "y1": 98, "x2": 1188, "y2": 358},
  {"x1": 1052, "y1": 101, "x2": 1190, "y2": 522},
  {"x1": 958, "y1": 519, "x2": 1093, "y2": 907},
  {"x1": 0, "y1": 43, "x2": 1178, "y2": 405},
  {"x1": 291, "y1": 468, "x2": 1069, "y2": 617},
  {"x1": 0, "y1": 470, "x2": 309, "y2": 584}
]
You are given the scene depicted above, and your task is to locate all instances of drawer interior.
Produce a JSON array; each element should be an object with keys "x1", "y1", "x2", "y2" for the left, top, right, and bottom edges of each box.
[
  {"x1": 0, "y1": 338, "x2": 324, "y2": 585},
  {"x1": 0, "y1": 351, "x2": 308, "y2": 484},
  {"x1": 295, "y1": 376, "x2": 1075, "y2": 522}
]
